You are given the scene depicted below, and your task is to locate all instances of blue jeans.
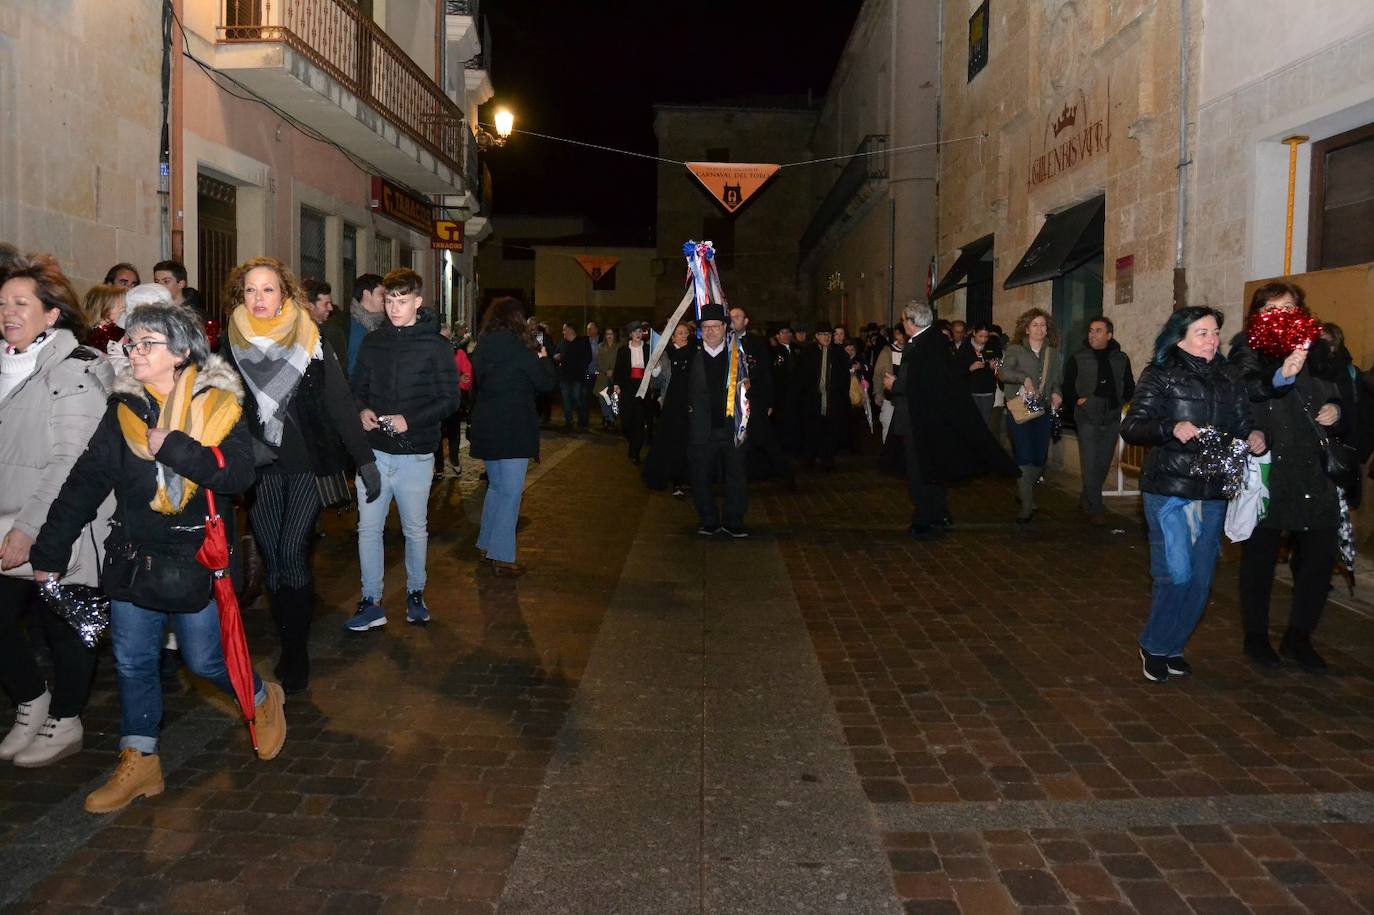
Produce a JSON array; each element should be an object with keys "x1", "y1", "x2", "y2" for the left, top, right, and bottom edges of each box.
[
  {"x1": 112, "y1": 599, "x2": 265, "y2": 754},
  {"x1": 356, "y1": 449, "x2": 434, "y2": 599},
  {"x1": 477, "y1": 458, "x2": 528, "y2": 563},
  {"x1": 1006, "y1": 412, "x2": 1052, "y2": 466},
  {"x1": 560, "y1": 380, "x2": 589, "y2": 428},
  {"x1": 1139, "y1": 493, "x2": 1226, "y2": 657}
]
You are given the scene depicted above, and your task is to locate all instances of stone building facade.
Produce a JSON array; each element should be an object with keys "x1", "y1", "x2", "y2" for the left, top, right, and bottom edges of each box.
[
  {"x1": 934, "y1": 0, "x2": 1196, "y2": 369},
  {"x1": 653, "y1": 102, "x2": 816, "y2": 326},
  {"x1": 802, "y1": 0, "x2": 940, "y2": 331},
  {"x1": 0, "y1": 1, "x2": 164, "y2": 288}
]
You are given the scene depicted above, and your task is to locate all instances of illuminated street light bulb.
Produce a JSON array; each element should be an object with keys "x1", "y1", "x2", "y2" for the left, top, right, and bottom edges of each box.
[{"x1": 494, "y1": 109, "x2": 514, "y2": 139}]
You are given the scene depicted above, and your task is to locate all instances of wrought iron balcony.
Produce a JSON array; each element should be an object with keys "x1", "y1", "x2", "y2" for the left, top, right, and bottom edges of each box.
[
  {"x1": 217, "y1": 0, "x2": 467, "y2": 193},
  {"x1": 799, "y1": 134, "x2": 889, "y2": 267}
]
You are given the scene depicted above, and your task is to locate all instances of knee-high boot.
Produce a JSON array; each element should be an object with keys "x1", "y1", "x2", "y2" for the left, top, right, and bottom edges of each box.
[
  {"x1": 270, "y1": 585, "x2": 314, "y2": 695},
  {"x1": 1016, "y1": 465, "x2": 1037, "y2": 521}
]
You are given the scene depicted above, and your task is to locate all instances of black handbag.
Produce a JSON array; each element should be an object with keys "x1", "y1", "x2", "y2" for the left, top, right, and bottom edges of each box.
[
  {"x1": 1304, "y1": 405, "x2": 1359, "y2": 488},
  {"x1": 315, "y1": 471, "x2": 354, "y2": 509},
  {"x1": 103, "y1": 528, "x2": 214, "y2": 613}
]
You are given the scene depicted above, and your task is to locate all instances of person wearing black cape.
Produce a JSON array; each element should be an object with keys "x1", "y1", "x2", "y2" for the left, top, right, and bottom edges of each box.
[
  {"x1": 884, "y1": 300, "x2": 1018, "y2": 539},
  {"x1": 641, "y1": 320, "x2": 696, "y2": 496}
]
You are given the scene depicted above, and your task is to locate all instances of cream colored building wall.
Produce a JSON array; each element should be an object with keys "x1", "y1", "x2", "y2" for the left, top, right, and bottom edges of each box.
[
  {"x1": 807, "y1": 0, "x2": 939, "y2": 328},
  {"x1": 937, "y1": 0, "x2": 1193, "y2": 370},
  {"x1": 1189, "y1": 13, "x2": 1374, "y2": 327},
  {"x1": 0, "y1": 0, "x2": 163, "y2": 290}
]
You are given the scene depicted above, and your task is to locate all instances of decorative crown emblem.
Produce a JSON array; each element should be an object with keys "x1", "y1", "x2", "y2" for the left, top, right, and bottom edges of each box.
[{"x1": 1052, "y1": 103, "x2": 1078, "y2": 137}]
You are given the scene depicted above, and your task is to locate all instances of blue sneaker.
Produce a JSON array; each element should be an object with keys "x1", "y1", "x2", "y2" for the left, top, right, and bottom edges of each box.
[
  {"x1": 406, "y1": 591, "x2": 431, "y2": 625},
  {"x1": 345, "y1": 598, "x2": 386, "y2": 632}
]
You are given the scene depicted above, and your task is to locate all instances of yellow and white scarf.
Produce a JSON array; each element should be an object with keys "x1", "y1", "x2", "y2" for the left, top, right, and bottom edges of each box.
[
  {"x1": 226, "y1": 300, "x2": 320, "y2": 446},
  {"x1": 118, "y1": 366, "x2": 241, "y2": 514}
]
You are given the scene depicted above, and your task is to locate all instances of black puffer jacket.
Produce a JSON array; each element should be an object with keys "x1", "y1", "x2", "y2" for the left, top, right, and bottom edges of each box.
[
  {"x1": 30, "y1": 357, "x2": 257, "y2": 609},
  {"x1": 1121, "y1": 348, "x2": 1253, "y2": 500},
  {"x1": 351, "y1": 309, "x2": 461, "y2": 455},
  {"x1": 1229, "y1": 339, "x2": 1345, "y2": 530}
]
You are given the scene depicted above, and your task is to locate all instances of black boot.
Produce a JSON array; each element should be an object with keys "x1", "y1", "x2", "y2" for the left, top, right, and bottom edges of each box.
[
  {"x1": 1279, "y1": 627, "x2": 1327, "y2": 674},
  {"x1": 1243, "y1": 632, "x2": 1280, "y2": 668},
  {"x1": 270, "y1": 585, "x2": 314, "y2": 694}
]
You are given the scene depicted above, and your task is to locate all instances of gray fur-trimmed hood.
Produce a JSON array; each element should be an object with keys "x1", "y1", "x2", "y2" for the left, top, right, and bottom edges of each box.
[{"x1": 110, "y1": 352, "x2": 245, "y2": 405}]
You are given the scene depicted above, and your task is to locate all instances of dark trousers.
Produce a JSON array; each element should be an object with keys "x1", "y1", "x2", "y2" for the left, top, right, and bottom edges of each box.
[
  {"x1": 748, "y1": 410, "x2": 792, "y2": 479},
  {"x1": 804, "y1": 409, "x2": 841, "y2": 468},
  {"x1": 689, "y1": 428, "x2": 749, "y2": 528},
  {"x1": 622, "y1": 396, "x2": 647, "y2": 460},
  {"x1": 250, "y1": 472, "x2": 322, "y2": 592},
  {"x1": 559, "y1": 379, "x2": 589, "y2": 429},
  {"x1": 436, "y1": 412, "x2": 464, "y2": 470},
  {"x1": 1240, "y1": 526, "x2": 1339, "y2": 637},
  {"x1": 1076, "y1": 416, "x2": 1120, "y2": 514},
  {"x1": 0, "y1": 575, "x2": 97, "y2": 718},
  {"x1": 900, "y1": 434, "x2": 948, "y2": 527}
]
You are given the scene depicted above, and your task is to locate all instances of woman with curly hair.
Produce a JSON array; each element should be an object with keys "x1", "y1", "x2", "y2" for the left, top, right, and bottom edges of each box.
[
  {"x1": 221, "y1": 257, "x2": 378, "y2": 693},
  {"x1": 999, "y1": 308, "x2": 1063, "y2": 522}
]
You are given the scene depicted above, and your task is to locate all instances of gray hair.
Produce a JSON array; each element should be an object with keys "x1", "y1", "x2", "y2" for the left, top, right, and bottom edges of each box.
[
  {"x1": 902, "y1": 300, "x2": 933, "y2": 329},
  {"x1": 124, "y1": 302, "x2": 211, "y2": 368}
]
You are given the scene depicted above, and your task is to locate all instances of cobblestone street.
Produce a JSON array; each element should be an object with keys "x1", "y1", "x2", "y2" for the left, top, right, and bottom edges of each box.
[{"x1": 1, "y1": 432, "x2": 1372, "y2": 914}]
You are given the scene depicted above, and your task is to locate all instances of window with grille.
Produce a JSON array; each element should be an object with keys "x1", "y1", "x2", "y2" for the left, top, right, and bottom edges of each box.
[
  {"x1": 374, "y1": 235, "x2": 394, "y2": 275},
  {"x1": 300, "y1": 208, "x2": 326, "y2": 285},
  {"x1": 342, "y1": 224, "x2": 358, "y2": 288}
]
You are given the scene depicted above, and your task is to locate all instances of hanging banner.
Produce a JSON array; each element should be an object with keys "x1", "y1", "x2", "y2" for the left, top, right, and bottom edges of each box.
[
  {"x1": 574, "y1": 255, "x2": 619, "y2": 282},
  {"x1": 686, "y1": 162, "x2": 780, "y2": 214}
]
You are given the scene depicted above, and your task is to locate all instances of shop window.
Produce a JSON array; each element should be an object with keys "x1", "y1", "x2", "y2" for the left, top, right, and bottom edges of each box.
[
  {"x1": 1308, "y1": 123, "x2": 1374, "y2": 270},
  {"x1": 299, "y1": 208, "x2": 326, "y2": 285}
]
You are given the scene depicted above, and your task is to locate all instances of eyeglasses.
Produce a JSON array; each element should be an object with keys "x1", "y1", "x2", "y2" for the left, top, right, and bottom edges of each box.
[{"x1": 122, "y1": 340, "x2": 171, "y2": 356}]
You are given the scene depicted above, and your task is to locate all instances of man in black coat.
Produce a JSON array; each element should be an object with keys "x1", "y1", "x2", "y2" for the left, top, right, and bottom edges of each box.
[
  {"x1": 730, "y1": 305, "x2": 792, "y2": 484},
  {"x1": 1063, "y1": 317, "x2": 1135, "y2": 525},
  {"x1": 554, "y1": 322, "x2": 593, "y2": 431},
  {"x1": 685, "y1": 304, "x2": 750, "y2": 537},
  {"x1": 796, "y1": 322, "x2": 850, "y2": 470},
  {"x1": 885, "y1": 301, "x2": 1017, "y2": 538},
  {"x1": 771, "y1": 325, "x2": 801, "y2": 453}
]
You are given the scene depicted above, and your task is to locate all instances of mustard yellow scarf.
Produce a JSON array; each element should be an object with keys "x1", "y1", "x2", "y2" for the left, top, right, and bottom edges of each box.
[
  {"x1": 117, "y1": 366, "x2": 242, "y2": 514},
  {"x1": 226, "y1": 300, "x2": 320, "y2": 447}
]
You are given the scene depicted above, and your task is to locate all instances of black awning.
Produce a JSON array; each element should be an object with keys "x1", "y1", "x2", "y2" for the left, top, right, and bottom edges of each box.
[
  {"x1": 930, "y1": 234, "x2": 995, "y2": 300},
  {"x1": 1002, "y1": 196, "x2": 1105, "y2": 290}
]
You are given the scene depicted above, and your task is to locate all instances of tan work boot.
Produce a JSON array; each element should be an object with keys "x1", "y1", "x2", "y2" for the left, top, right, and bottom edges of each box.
[
  {"x1": 85, "y1": 748, "x2": 164, "y2": 814},
  {"x1": 254, "y1": 682, "x2": 287, "y2": 761}
]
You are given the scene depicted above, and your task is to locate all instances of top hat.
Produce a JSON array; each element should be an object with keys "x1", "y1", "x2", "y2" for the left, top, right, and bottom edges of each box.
[
  {"x1": 813, "y1": 321, "x2": 834, "y2": 335},
  {"x1": 698, "y1": 303, "x2": 728, "y2": 324}
]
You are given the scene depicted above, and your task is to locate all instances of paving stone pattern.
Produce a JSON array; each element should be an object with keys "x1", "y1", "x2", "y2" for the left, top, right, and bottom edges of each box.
[{"x1": 0, "y1": 435, "x2": 1371, "y2": 914}]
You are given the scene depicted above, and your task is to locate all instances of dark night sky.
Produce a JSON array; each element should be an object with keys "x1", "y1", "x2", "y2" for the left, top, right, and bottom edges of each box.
[{"x1": 483, "y1": 1, "x2": 863, "y2": 239}]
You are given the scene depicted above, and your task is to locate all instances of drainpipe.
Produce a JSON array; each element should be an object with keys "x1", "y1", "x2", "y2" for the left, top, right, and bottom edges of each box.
[
  {"x1": 1173, "y1": 0, "x2": 1191, "y2": 308},
  {"x1": 932, "y1": 0, "x2": 944, "y2": 314},
  {"x1": 170, "y1": 0, "x2": 184, "y2": 263},
  {"x1": 887, "y1": 0, "x2": 898, "y2": 327}
]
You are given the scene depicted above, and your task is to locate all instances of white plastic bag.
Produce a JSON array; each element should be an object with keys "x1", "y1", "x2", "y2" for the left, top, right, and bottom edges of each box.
[{"x1": 1224, "y1": 452, "x2": 1270, "y2": 543}]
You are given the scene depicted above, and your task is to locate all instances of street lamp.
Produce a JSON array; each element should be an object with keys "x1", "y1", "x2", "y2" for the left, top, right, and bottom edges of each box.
[{"x1": 477, "y1": 108, "x2": 514, "y2": 149}]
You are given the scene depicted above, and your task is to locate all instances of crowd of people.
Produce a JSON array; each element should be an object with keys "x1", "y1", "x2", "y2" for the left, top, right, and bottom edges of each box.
[{"x1": 1, "y1": 239, "x2": 1370, "y2": 819}]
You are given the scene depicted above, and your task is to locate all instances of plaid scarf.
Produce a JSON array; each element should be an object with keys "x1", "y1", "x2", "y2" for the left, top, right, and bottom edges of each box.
[
  {"x1": 117, "y1": 366, "x2": 242, "y2": 514},
  {"x1": 227, "y1": 300, "x2": 320, "y2": 446}
]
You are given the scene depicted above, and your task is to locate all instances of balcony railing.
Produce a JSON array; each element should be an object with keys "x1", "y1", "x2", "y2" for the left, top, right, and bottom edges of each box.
[
  {"x1": 219, "y1": 0, "x2": 464, "y2": 174},
  {"x1": 799, "y1": 134, "x2": 889, "y2": 265}
]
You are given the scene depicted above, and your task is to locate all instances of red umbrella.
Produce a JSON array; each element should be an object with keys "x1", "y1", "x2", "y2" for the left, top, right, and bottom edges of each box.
[{"x1": 195, "y1": 447, "x2": 259, "y2": 751}]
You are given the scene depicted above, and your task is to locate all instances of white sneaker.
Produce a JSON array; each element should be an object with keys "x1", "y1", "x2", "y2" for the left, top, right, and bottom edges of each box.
[
  {"x1": 0, "y1": 690, "x2": 51, "y2": 761},
  {"x1": 13, "y1": 716, "x2": 83, "y2": 767}
]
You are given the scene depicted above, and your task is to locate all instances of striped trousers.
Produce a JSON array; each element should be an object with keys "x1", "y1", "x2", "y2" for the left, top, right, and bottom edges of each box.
[{"x1": 249, "y1": 472, "x2": 322, "y2": 592}]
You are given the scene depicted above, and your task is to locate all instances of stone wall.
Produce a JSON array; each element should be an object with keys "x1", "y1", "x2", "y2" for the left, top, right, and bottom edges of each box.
[
  {"x1": 0, "y1": 0, "x2": 163, "y2": 290},
  {"x1": 937, "y1": 0, "x2": 1197, "y2": 370},
  {"x1": 653, "y1": 105, "x2": 817, "y2": 326}
]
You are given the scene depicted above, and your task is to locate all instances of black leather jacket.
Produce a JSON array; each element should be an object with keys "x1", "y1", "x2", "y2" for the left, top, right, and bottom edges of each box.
[{"x1": 1121, "y1": 348, "x2": 1253, "y2": 500}]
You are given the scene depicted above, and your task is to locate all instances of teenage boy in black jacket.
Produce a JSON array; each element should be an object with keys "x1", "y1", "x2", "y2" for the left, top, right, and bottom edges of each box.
[{"x1": 344, "y1": 269, "x2": 459, "y2": 632}]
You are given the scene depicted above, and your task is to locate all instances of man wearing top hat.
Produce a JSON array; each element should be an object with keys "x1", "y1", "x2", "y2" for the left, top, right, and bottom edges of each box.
[
  {"x1": 796, "y1": 321, "x2": 850, "y2": 471},
  {"x1": 685, "y1": 304, "x2": 750, "y2": 537}
]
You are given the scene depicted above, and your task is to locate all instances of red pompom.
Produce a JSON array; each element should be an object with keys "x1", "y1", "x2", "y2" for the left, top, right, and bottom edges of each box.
[{"x1": 1246, "y1": 309, "x2": 1321, "y2": 360}]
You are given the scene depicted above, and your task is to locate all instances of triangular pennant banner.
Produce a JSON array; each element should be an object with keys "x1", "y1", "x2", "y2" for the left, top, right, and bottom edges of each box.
[
  {"x1": 574, "y1": 255, "x2": 620, "y2": 281},
  {"x1": 685, "y1": 162, "x2": 780, "y2": 214}
]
